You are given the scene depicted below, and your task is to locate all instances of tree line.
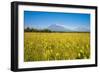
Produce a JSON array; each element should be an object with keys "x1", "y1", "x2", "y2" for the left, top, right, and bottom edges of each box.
[{"x1": 24, "y1": 27, "x2": 52, "y2": 32}]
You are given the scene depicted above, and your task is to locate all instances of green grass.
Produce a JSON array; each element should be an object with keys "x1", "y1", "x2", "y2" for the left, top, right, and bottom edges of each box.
[{"x1": 24, "y1": 32, "x2": 90, "y2": 62}]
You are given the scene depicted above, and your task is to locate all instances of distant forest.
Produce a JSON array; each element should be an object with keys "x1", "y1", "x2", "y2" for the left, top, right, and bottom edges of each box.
[
  {"x1": 24, "y1": 27, "x2": 52, "y2": 32},
  {"x1": 24, "y1": 27, "x2": 90, "y2": 33}
]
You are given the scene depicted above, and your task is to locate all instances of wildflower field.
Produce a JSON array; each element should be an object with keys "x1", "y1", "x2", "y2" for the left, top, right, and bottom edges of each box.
[{"x1": 24, "y1": 32, "x2": 90, "y2": 62}]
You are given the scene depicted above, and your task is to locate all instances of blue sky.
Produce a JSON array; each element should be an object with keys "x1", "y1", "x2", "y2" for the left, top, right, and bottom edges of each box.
[{"x1": 24, "y1": 11, "x2": 90, "y2": 31}]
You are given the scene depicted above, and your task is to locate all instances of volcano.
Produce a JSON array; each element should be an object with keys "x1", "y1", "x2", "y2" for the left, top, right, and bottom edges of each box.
[{"x1": 47, "y1": 24, "x2": 72, "y2": 32}]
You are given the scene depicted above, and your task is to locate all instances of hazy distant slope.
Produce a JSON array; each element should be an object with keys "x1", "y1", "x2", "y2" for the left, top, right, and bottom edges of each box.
[{"x1": 47, "y1": 24, "x2": 72, "y2": 32}]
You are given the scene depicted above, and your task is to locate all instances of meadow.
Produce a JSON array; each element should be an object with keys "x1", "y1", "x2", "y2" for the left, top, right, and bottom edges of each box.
[{"x1": 24, "y1": 32, "x2": 90, "y2": 62}]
